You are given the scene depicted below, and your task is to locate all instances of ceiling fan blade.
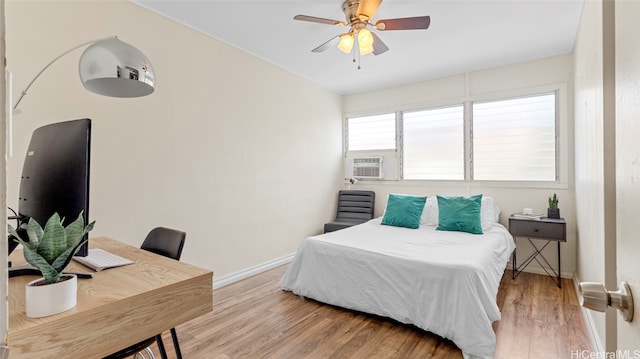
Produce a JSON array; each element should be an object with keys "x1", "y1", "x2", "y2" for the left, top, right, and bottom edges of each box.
[
  {"x1": 371, "y1": 33, "x2": 389, "y2": 56},
  {"x1": 357, "y1": 0, "x2": 382, "y2": 20},
  {"x1": 311, "y1": 35, "x2": 341, "y2": 53},
  {"x1": 294, "y1": 15, "x2": 346, "y2": 26},
  {"x1": 375, "y1": 16, "x2": 431, "y2": 31}
]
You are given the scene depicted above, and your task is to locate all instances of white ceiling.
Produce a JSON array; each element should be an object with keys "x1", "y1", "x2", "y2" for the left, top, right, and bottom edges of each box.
[{"x1": 131, "y1": 0, "x2": 584, "y2": 95}]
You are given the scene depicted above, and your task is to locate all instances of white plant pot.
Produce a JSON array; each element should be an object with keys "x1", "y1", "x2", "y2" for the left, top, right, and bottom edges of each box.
[{"x1": 25, "y1": 274, "x2": 77, "y2": 318}]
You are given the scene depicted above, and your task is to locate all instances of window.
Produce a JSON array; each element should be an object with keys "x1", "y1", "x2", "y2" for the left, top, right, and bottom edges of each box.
[
  {"x1": 346, "y1": 113, "x2": 396, "y2": 151},
  {"x1": 403, "y1": 106, "x2": 464, "y2": 180},
  {"x1": 344, "y1": 91, "x2": 559, "y2": 182},
  {"x1": 472, "y1": 93, "x2": 556, "y2": 181}
]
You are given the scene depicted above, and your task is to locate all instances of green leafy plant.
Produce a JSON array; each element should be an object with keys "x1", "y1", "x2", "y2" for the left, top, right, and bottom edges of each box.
[
  {"x1": 548, "y1": 193, "x2": 559, "y2": 209},
  {"x1": 8, "y1": 212, "x2": 95, "y2": 285}
]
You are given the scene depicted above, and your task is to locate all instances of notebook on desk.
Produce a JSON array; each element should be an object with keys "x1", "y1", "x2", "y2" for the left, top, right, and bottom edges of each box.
[{"x1": 73, "y1": 248, "x2": 134, "y2": 271}]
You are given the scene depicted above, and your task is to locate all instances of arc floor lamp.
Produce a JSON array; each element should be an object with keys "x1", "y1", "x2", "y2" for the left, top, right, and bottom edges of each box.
[
  {"x1": 7, "y1": 36, "x2": 155, "y2": 155},
  {"x1": 13, "y1": 36, "x2": 155, "y2": 112}
]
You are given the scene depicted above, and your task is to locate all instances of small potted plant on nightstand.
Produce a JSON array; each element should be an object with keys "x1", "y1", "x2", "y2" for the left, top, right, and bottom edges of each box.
[
  {"x1": 8, "y1": 212, "x2": 95, "y2": 318},
  {"x1": 547, "y1": 193, "x2": 560, "y2": 219}
]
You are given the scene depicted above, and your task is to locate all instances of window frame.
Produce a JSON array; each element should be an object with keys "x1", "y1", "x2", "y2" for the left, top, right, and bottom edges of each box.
[
  {"x1": 343, "y1": 83, "x2": 568, "y2": 188},
  {"x1": 400, "y1": 104, "x2": 466, "y2": 181},
  {"x1": 343, "y1": 111, "x2": 400, "y2": 182},
  {"x1": 344, "y1": 111, "x2": 399, "y2": 157},
  {"x1": 469, "y1": 91, "x2": 560, "y2": 182}
]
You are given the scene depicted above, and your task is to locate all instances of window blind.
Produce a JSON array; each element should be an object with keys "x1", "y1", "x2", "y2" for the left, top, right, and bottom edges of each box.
[
  {"x1": 403, "y1": 106, "x2": 464, "y2": 180},
  {"x1": 472, "y1": 93, "x2": 556, "y2": 181},
  {"x1": 347, "y1": 113, "x2": 396, "y2": 151}
]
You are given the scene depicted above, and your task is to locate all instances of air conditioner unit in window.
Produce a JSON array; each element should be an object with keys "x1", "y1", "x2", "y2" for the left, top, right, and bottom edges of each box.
[{"x1": 352, "y1": 157, "x2": 383, "y2": 179}]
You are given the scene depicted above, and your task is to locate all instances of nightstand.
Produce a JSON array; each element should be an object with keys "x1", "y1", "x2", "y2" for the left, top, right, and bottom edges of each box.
[{"x1": 509, "y1": 215, "x2": 566, "y2": 288}]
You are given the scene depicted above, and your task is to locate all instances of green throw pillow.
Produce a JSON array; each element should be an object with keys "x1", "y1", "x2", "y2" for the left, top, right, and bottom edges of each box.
[
  {"x1": 436, "y1": 194, "x2": 483, "y2": 234},
  {"x1": 381, "y1": 194, "x2": 427, "y2": 229}
]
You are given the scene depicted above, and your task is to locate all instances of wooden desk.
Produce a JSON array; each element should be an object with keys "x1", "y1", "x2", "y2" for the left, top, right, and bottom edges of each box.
[{"x1": 7, "y1": 237, "x2": 213, "y2": 358}]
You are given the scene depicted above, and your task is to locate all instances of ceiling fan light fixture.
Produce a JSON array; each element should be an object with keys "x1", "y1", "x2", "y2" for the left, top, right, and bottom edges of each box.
[
  {"x1": 357, "y1": 28, "x2": 374, "y2": 48},
  {"x1": 294, "y1": 1, "x2": 431, "y2": 65},
  {"x1": 338, "y1": 34, "x2": 355, "y2": 53},
  {"x1": 359, "y1": 44, "x2": 374, "y2": 56}
]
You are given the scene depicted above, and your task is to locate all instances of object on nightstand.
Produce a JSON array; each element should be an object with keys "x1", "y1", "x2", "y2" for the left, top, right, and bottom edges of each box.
[
  {"x1": 547, "y1": 193, "x2": 560, "y2": 219},
  {"x1": 512, "y1": 212, "x2": 544, "y2": 220}
]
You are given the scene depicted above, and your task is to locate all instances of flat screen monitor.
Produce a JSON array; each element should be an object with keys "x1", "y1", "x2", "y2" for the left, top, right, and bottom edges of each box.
[{"x1": 8, "y1": 118, "x2": 91, "y2": 257}]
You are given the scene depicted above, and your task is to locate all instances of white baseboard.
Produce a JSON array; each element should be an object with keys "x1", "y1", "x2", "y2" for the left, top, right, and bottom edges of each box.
[
  {"x1": 572, "y1": 273, "x2": 603, "y2": 353},
  {"x1": 213, "y1": 253, "x2": 295, "y2": 289},
  {"x1": 508, "y1": 260, "x2": 573, "y2": 279}
]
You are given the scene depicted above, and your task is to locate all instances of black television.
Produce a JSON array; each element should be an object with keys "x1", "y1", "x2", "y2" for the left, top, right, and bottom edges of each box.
[{"x1": 8, "y1": 118, "x2": 92, "y2": 258}]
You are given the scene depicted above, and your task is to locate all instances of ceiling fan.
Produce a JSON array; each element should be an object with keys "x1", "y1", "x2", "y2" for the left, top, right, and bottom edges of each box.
[{"x1": 294, "y1": 0, "x2": 431, "y2": 63}]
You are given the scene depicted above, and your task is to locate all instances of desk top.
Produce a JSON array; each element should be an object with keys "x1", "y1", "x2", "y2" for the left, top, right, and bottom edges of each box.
[{"x1": 8, "y1": 237, "x2": 213, "y2": 358}]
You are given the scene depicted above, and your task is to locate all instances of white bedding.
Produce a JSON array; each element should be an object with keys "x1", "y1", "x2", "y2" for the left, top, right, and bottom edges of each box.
[{"x1": 280, "y1": 218, "x2": 515, "y2": 359}]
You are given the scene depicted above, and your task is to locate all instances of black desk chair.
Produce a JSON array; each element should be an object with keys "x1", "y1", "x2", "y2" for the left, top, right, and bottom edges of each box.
[
  {"x1": 324, "y1": 190, "x2": 375, "y2": 233},
  {"x1": 103, "y1": 227, "x2": 186, "y2": 359}
]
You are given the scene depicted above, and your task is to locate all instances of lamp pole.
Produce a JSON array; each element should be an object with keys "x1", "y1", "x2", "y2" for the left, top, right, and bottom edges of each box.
[{"x1": 12, "y1": 35, "x2": 117, "y2": 112}]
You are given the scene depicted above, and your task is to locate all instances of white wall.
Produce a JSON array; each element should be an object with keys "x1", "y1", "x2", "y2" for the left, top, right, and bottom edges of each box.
[
  {"x1": 343, "y1": 54, "x2": 577, "y2": 278},
  {"x1": 5, "y1": 1, "x2": 343, "y2": 280},
  {"x1": 573, "y1": 0, "x2": 617, "y2": 351}
]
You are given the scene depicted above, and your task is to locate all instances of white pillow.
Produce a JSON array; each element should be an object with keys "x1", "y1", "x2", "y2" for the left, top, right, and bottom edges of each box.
[
  {"x1": 421, "y1": 195, "x2": 500, "y2": 231},
  {"x1": 480, "y1": 196, "x2": 501, "y2": 231},
  {"x1": 421, "y1": 196, "x2": 439, "y2": 226}
]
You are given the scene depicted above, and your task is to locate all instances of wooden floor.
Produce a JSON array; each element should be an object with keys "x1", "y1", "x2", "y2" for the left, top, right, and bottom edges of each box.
[{"x1": 150, "y1": 266, "x2": 592, "y2": 359}]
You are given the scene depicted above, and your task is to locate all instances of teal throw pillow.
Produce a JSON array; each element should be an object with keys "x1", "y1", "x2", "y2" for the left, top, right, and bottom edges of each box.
[
  {"x1": 436, "y1": 194, "x2": 483, "y2": 234},
  {"x1": 381, "y1": 194, "x2": 427, "y2": 229}
]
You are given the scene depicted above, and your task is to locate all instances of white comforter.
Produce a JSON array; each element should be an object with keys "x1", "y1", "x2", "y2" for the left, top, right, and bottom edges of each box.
[{"x1": 280, "y1": 218, "x2": 515, "y2": 359}]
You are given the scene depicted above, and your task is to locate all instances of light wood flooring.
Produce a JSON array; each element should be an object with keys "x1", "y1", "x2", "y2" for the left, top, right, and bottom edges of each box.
[{"x1": 149, "y1": 266, "x2": 592, "y2": 359}]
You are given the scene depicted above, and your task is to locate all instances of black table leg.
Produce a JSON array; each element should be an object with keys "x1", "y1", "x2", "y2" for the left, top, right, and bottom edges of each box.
[
  {"x1": 512, "y1": 248, "x2": 516, "y2": 279},
  {"x1": 558, "y1": 241, "x2": 562, "y2": 288}
]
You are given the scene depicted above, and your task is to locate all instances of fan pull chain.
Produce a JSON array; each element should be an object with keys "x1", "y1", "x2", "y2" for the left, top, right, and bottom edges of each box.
[
  {"x1": 351, "y1": 49, "x2": 362, "y2": 69},
  {"x1": 353, "y1": 32, "x2": 362, "y2": 70}
]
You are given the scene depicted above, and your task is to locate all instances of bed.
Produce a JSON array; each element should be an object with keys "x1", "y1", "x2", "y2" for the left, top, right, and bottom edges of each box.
[{"x1": 280, "y1": 194, "x2": 515, "y2": 359}]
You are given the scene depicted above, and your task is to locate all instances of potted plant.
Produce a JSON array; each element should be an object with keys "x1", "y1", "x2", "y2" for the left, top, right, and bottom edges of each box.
[
  {"x1": 8, "y1": 212, "x2": 95, "y2": 318},
  {"x1": 547, "y1": 193, "x2": 560, "y2": 219}
]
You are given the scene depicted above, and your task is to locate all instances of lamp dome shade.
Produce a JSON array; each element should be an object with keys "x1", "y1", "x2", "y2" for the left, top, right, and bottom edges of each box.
[{"x1": 79, "y1": 38, "x2": 155, "y2": 98}]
